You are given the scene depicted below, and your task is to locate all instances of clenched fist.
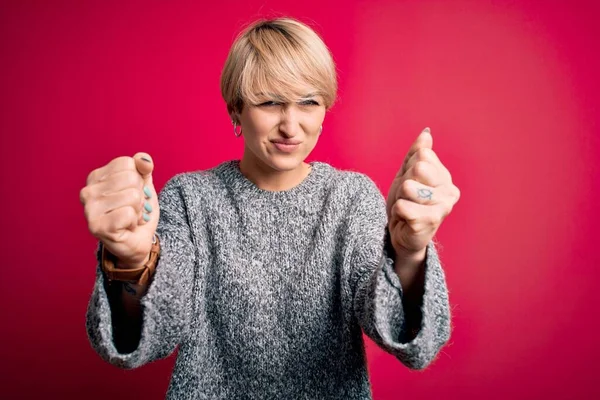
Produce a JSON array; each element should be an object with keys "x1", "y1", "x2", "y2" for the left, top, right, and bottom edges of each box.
[
  {"x1": 386, "y1": 128, "x2": 460, "y2": 257},
  {"x1": 80, "y1": 152, "x2": 160, "y2": 268}
]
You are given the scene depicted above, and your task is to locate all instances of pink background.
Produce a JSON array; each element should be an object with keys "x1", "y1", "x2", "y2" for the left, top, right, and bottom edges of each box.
[{"x1": 1, "y1": 0, "x2": 599, "y2": 398}]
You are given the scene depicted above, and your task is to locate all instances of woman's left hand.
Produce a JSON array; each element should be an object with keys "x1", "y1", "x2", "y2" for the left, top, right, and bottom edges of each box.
[{"x1": 386, "y1": 128, "x2": 461, "y2": 258}]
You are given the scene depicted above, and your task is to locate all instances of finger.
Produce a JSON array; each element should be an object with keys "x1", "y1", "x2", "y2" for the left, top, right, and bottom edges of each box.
[
  {"x1": 133, "y1": 152, "x2": 156, "y2": 225},
  {"x1": 86, "y1": 188, "x2": 144, "y2": 218},
  {"x1": 81, "y1": 169, "x2": 144, "y2": 209},
  {"x1": 134, "y1": 152, "x2": 154, "y2": 183},
  {"x1": 399, "y1": 127, "x2": 433, "y2": 176},
  {"x1": 402, "y1": 160, "x2": 445, "y2": 187},
  {"x1": 90, "y1": 170, "x2": 145, "y2": 196},
  {"x1": 106, "y1": 206, "x2": 140, "y2": 240},
  {"x1": 88, "y1": 206, "x2": 139, "y2": 242},
  {"x1": 403, "y1": 147, "x2": 451, "y2": 181},
  {"x1": 137, "y1": 208, "x2": 152, "y2": 226},
  {"x1": 89, "y1": 156, "x2": 137, "y2": 185},
  {"x1": 137, "y1": 189, "x2": 155, "y2": 226},
  {"x1": 397, "y1": 180, "x2": 438, "y2": 206},
  {"x1": 391, "y1": 198, "x2": 445, "y2": 231}
]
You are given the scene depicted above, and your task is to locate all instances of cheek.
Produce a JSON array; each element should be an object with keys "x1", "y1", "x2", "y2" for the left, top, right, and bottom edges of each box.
[
  {"x1": 308, "y1": 115, "x2": 326, "y2": 136},
  {"x1": 313, "y1": 109, "x2": 326, "y2": 127},
  {"x1": 302, "y1": 110, "x2": 325, "y2": 127},
  {"x1": 246, "y1": 112, "x2": 277, "y2": 137}
]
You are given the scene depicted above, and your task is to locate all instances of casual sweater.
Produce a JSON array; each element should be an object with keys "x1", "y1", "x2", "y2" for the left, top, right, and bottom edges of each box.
[{"x1": 86, "y1": 160, "x2": 452, "y2": 399}]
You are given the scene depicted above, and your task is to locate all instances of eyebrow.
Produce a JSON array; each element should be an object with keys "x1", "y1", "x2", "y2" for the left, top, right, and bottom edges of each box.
[
  {"x1": 254, "y1": 92, "x2": 319, "y2": 99},
  {"x1": 255, "y1": 92, "x2": 284, "y2": 101},
  {"x1": 299, "y1": 93, "x2": 318, "y2": 99}
]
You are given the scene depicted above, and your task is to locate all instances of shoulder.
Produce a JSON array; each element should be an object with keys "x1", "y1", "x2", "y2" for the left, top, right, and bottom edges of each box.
[
  {"x1": 159, "y1": 161, "x2": 235, "y2": 195},
  {"x1": 322, "y1": 166, "x2": 389, "y2": 240},
  {"x1": 312, "y1": 163, "x2": 387, "y2": 227},
  {"x1": 323, "y1": 164, "x2": 385, "y2": 204},
  {"x1": 331, "y1": 167, "x2": 388, "y2": 228}
]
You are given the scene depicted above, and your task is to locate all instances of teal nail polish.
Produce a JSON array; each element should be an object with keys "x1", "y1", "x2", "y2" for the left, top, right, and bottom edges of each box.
[
  {"x1": 144, "y1": 201, "x2": 152, "y2": 213},
  {"x1": 143, "y1": 186, "x2": 152, "y2": 198},
  {"x1": 143, "y1": 213, "x2": 150, "y2": 222}
]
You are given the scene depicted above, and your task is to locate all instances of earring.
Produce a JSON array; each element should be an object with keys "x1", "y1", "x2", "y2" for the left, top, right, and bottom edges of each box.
[{"x1": 233, "y1": 122, "x2": 242, "y2": 138}]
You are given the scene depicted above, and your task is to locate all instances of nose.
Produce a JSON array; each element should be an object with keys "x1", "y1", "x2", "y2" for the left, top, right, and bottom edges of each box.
[{"x1": 278, "y1": 105, "x2": 300, "y2": 138}]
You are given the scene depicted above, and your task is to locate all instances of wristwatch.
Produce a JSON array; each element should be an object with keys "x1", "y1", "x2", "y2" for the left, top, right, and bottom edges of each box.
[{"x1": 101, "y1": 233, "x2": 161, "y2": 286}]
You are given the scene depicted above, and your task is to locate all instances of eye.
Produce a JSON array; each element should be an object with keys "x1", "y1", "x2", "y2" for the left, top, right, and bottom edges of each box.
[
  {"x1": 299, "y1": 99, "x2": 320, "y2": 106},
  {"x1": 259, "y1": 101, "x2": 281, "y2": 107}
]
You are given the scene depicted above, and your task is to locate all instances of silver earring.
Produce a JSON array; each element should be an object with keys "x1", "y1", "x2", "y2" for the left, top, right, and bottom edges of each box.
[{"x1": 233, "y1": 122, "x2": 242, "y2": 138}]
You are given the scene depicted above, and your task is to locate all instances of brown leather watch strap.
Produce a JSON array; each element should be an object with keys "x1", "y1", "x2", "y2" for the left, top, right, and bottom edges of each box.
[{"x1": 101, "y1": 233, "x2": 161, "y2": 286}]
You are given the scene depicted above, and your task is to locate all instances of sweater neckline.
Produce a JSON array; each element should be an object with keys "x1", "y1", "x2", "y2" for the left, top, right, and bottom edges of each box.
[{"x1": 221, "y1": 159, "x2": 328, "y2": 204}]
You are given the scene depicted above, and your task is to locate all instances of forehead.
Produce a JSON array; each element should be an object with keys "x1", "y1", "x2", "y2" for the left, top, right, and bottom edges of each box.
[
  {"x1": 241, "y1": 62, "x2": 326, "y2": 106},
  {"x1": 259, "y1": 92, "x2": 319, "y2": 98},
  {"x1": 254, "y1": 89, "x2": 321, "y2": 101}
]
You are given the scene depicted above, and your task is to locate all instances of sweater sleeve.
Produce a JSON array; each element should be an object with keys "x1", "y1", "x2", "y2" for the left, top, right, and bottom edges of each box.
[
  {"x1": 85, "y1": 175, "x2": 197, "y2": 369},
  {"x1": 349, "y1": 174, "x2": 452, "y2": 370}
]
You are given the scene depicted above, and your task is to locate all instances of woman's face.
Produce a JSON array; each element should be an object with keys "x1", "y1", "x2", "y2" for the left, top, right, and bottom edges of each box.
[{"x1": 236, "y1": 92, "x2": 326, "y2": 172}]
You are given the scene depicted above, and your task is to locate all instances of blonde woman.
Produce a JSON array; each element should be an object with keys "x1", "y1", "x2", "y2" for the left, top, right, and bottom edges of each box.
[{"x1": 81, "y1": 17, "x2": 460, "y2": 399}]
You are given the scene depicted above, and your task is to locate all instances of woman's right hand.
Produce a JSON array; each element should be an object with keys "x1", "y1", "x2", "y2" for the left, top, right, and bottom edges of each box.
[{"x1": 80, "y1": 153, "x2": 160, "y2": 269}]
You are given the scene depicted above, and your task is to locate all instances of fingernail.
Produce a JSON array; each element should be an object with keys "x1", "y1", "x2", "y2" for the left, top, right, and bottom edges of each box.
[
  {"x1": 143, "y1": 213, "x2": 150, "y2": 222},
  {"x1": 423, "y1": 127, "x2": 431, "y2": 134},
  {"x1": 141, "y1": 157, "x2": 152, "y2": 163},
  {"x1": 143, "y1": 186, "x2": 152, "y2": 198},
  {"x1": 144, "y1": 201, "x2": 153, "y2": 213}
]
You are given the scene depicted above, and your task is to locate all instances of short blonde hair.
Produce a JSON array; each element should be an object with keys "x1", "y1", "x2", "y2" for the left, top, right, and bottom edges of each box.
[{"x1": 220, "y1": 17, "x2": 338, "y2": 119}]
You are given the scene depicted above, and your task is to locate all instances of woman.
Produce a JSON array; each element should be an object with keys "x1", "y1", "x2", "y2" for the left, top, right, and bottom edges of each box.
[{"x1": 81, "y1": 17, "x2": 460, "y2": 399}]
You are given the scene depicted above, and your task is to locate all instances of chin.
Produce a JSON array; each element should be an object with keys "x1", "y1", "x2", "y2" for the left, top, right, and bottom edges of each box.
[{"x1": 265, "y1": 154, "x2": 306, "y2": 172}]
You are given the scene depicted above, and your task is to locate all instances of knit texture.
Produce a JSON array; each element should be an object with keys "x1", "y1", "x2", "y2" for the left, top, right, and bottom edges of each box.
[{"x1": 86, "y1": 160, "x2": 452, "y2": 399}]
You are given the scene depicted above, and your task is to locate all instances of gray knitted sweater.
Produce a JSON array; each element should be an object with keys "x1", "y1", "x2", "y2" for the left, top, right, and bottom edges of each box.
[{"x1": 86, "y1": 160, "x2": 451, "y2": 399}]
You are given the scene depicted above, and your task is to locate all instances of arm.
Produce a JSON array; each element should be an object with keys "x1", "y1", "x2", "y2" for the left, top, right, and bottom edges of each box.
[
  {"x1": 86, "y1": 175, "x2": 197, "y2": 369},
  {"x1": 386, "y1": 230, "x2": 427, "y2": 342},
  {"x1": 104, "y1": 259, "x2": 151, "y2": 354},
  {"x1": 349, "y1": 175, "x2": 452, "y2": 370}
]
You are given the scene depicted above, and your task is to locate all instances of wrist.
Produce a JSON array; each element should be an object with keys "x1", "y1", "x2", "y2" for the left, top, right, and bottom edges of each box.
[
  {"x1": 101, "y1": 234, "x2": 160, "y2": 286},
  {"x1": 384, "y1": 226, "x2": 427, "y2": 263},
  {"x1": 393, "y1": 246, "x2": 427, "y2": 301},
  {"x1": 108, "y1": 233, "x2": 158, "y2": 270},
  {"x1": 116, "y1": 251, "x2": 151, "y2": 270},
  {"x1": 393, "y1": 245, "x2": 427, "y2": 265}
]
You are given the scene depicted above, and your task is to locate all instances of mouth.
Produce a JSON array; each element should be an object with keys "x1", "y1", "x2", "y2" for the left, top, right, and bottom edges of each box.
[
  {"x1": 271, "y1": 139, "x2": 301, "y2": 145},
  {"x1": 271, "y1": 140, "x2": 301, "y2": 153}
]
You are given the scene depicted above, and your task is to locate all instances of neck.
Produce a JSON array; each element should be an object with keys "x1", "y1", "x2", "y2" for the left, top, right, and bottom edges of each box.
[{"x1": 239, "y1": 152, "x2": 311, "y2": 192}]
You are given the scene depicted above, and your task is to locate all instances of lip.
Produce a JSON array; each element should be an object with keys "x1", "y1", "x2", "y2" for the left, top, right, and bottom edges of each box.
[
  {"x1": 271, "y1": 140, "x2": 301, "y2": 153},
  {"x1": 271, "y1": 139, "x2": 301, "y2": 145}
]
